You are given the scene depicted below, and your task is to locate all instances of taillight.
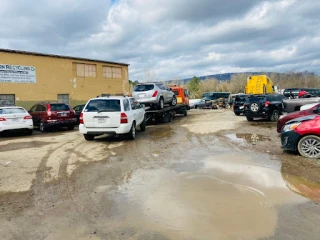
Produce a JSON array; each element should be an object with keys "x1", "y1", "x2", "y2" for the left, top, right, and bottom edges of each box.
[
  {"x1": 24, "y1": 115, "x2": 32, "y2": 120},
  {"x1": 265, "y1": 101, "x2": 270, "y2": 107},
  {"x1": 152, "y1": 91, "x2": 158, "y2": 97},
  {"x1": 130, "y1": 94, "x2": 132, "y2": 97},
  {"x1": 0, "y1": 117, "x2": 6, "y2": 121},
  {"x1": 47, "y1": 105, "x2": 51, "y2": 116},
  {"x1": 120, "y1": 113, "x2": 128, "y2": 124},
  {"x1": 79, "y1": 113, "x2": 84, "y2": 124}
]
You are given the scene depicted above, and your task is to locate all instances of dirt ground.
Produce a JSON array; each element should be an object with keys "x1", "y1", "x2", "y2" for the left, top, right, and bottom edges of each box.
[{"x1": 0, "y1": 109, "x2": 320, "y2": 240}]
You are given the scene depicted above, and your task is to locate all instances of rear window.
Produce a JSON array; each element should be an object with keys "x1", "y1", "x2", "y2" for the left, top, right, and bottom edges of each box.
[
  {"x1": 235, "y1": 95, "x2": 248, "y2": 101},
  {"x1": 134, "y1": 84, "x2": 154, "y2": 92},
  {"x1": 84, "y1": 99, "x2": 121, "y2": 112},
  {"x1": 50, "y1": 104, "x2": 71, "y2": 111},
  {"x1": 247, "y1": 96, "x2": 265, "y2": 102},
  {"x1": 172, "y1": 90, "x2": 179, "y2": 95},
  {"x1": 0, "y1": 108, "x2": 26, "y2": 114}
]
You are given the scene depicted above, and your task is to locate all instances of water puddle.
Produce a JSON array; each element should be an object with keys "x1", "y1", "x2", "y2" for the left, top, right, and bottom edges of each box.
[
  {"x1": 226, "y1": 133, "x2": 271, "y2": 144},
  {"x1": 111, "y1": 153, "x2": 307, "y2": 240},
  {"x1": 149, "y1": 128, "x2": 174, "y2": 138},
  {"x1": 282, "y1": 173, "x2": 320, "y2": 202}
]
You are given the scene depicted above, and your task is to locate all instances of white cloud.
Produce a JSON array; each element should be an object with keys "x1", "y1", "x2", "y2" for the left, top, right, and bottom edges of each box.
[{"x1": 0, "y1": 0, "x2": 319, "y2": 80}]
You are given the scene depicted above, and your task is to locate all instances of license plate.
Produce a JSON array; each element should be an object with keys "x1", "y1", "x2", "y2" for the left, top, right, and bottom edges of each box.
[
  {"x1": 139, "y1": 94, "x2": 146, "y2": 97},
  {"x1": 60, "y1": 113, "x2": 67, "y2": 117},
  {"x1": 98, "y1": 118, "x2": 106, "y2": 123},
  {"x1": 12, "y1": 118, "x2": 20, "y2": 122}
]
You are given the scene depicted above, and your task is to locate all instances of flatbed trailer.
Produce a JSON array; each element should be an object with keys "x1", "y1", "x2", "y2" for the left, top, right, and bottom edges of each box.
[{"x1": 145, "y1": 104, "x2": 188, "y2": 124}]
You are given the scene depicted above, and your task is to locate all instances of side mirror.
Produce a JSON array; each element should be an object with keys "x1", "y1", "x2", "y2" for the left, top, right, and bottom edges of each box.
[{"x1": 169, "y1": 88, "x2": 172, "y2": 91}]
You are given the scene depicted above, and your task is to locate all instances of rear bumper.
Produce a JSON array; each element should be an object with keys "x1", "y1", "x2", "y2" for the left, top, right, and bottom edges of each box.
[
  {"x1": 0, "y1": 122, "x2": 33, "y2": 132},
  {"x1": 44, "y1": 118, "x2": 77, "y2": 127},
  {"x1": 244, "y1": 108, "x2": 271, "y2": 118},
  {"x1": 79, "y1": 123, "x2": 132, "y2": 135},
  {"x1": 281, "y1": 130, "x2": 301, "y2": 151},
  {"x1": 136, "y1": 97, "x2": 159, "y2": 105}
]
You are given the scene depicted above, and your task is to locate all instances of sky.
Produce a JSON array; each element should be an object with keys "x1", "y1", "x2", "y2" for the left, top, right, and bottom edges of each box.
[{"x1": 0, "y1": 0, "x2": 319, "y2": 81}]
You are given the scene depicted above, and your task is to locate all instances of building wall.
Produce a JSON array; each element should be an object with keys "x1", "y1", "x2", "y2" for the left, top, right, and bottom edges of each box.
[{"x1": 0, "y1": 51, "x2": 129, "y2": 109}]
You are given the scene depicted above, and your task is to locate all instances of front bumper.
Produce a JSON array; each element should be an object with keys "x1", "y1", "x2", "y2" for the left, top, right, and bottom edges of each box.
[
  {"x1": 281, "y1": 130, "x2": 301, "y2": 151},
  {"x1": 79, "y1": 123, "x2": 132, "y2": 135}
]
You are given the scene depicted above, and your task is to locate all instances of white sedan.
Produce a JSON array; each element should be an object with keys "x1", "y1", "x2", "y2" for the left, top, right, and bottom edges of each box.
[{"x1": 0, "y1": 106, "x2": 33, "y2": 134}]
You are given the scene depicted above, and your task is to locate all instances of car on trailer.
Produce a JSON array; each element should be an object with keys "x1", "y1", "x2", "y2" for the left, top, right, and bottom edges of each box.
[
  {"x1": 145, "y1": 104, "x2": 188, "y2": 124},
  {"x1": 132, "y1": 83, "x2": 177, "y2": 109}
]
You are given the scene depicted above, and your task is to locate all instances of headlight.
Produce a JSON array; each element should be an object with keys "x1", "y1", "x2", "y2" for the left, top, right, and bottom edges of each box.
[{"x1": 282, "y1": 122, "x2": 300, "y2": 132}]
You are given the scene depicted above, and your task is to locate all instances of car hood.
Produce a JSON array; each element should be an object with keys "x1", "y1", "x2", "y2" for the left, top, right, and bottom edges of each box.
[{"x1": 286, "y1": 115, "x2": 317, "y2": 125}]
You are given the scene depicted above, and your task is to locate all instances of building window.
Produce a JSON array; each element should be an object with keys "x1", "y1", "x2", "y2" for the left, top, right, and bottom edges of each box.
[
  {"x1": 75, "y1": 63, "x2": 96, "y2": 77},
  {"x1": 103, "y1": 66, "x2": 122, "y2": 79},
  {"x1": 57, "y1": 94, "x2": 69, "y2": 104},
  {"x1": 0, "y1": 94, "x2": 15, "y2": 106}
]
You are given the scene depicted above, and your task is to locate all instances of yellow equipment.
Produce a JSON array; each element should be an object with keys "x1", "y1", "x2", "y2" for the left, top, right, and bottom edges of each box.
[{"x1": 245, "y1": 75, "x2": 275, "y2": 94}]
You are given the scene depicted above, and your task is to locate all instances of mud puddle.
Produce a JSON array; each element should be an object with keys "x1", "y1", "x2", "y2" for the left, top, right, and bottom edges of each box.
[
  {"x1": 0, "y1": 141, "x2": 53, "y2": 152},
  {"x1": 110, "y1": 152, "x2": 307, "y2": 240},
  {"x1": 225, "y1": 133, "x2": 271, "y2": 143}
]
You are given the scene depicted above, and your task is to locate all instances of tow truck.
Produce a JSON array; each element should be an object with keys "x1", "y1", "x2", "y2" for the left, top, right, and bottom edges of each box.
[{"x1": 145, "y1": 104, "x2": 188, "y2": 124}]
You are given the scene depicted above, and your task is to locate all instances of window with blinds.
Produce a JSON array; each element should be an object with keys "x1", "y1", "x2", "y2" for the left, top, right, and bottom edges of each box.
[{"x1": 103, "y1": 66, "x2": 122, "y2": 79}]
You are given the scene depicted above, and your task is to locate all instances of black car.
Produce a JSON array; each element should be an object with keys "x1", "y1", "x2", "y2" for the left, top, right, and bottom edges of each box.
[
  {"x1": 73, "y1": 104, "x2": 85, "y2": 124},
  {"x1": 244, "y1": 94, "x2": 284, "y2": 122},
  {"x1": 233, "y1": 94, "x2": 249, "y2": 115},
  {"x1": 194, "y1": 98, "x2": 214, "y2": 109}
]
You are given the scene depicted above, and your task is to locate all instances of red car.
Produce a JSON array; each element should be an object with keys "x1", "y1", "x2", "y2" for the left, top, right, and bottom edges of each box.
[
  {"x1": 281, "y1": 115, "x2": 320, "y2": 158},
  {"x1": 29, "y1": 102, "x2": 77, "y2": 132},
  {"x1": 277, "y1": 103, "x2": 320, "y2": 133}
]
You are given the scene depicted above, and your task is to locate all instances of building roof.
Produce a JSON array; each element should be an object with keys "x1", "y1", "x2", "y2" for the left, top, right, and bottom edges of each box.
[{"x1": 0, "y1": 48, "x2": 129, "y2": 66}]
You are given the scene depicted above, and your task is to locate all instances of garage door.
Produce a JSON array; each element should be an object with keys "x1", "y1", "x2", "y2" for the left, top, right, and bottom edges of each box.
[{"x1": 0, "y1": 94, "x2": 15, "y2": 106}]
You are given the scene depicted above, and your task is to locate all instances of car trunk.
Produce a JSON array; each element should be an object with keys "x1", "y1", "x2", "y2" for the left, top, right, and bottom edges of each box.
[
  {"x1": 0, "y1": 108, "x2": 28, "y2": 125},
  {"x1": 132, "y1": 84, "x2": 156, "y2": 99},
  {"x1": 83, "y1": 99, "x2": 121, "y2": 128},
  {"x1": 49, "y1": 104, "x2": 72, "y2": 119}
]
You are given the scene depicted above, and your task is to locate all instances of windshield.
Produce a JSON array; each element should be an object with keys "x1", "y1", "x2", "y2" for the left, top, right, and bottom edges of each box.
[
  {"x1": 134, "y1": 84, "x2": 154, "y2": 92},
  {"x1": 84, "y1": 99, "x2": 121, "y2": 112},
  {"x1": 0, "y1": 108, "x2": 26, "y2": 114},
  {"x1": 50, "y1": 104, "x2": 71, "y2": 111},
  {"x1": 172, "y1": 90, "x2": 179, "y2": 95}
]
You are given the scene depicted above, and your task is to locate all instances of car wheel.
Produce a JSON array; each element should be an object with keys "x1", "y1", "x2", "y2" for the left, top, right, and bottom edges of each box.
[
  {"x1": 246, "y1": 116, "x2": 254, "y2": 121},
  {"x1": 158, "y1": 97, "x2": 164, "y2": 109},
  {"x1": 234, "y1": 112, "x2": 240, "y2": 116},
  {"x1": 250, "y1": 102, "x2": 260, "y2": 112},
  {"x1": 269, "y1": 110, "x2": 279, "y2": 122},
  {"x1": 298, "y1": 135, "x2": 320, "y2": 159},
  {"x1": 183, "y1": 109, "x2": 187, "y2": 116},
  {"x1": 84, "y1": 134, "x2": 95, "y2": 141},
  {"x1": 67, "y1": 125, "x2": 75, "y2": 130},
  {"x1": 140, "y1": 117, "x2": 146, "y2": 131},
  {"x1": 170, "y1": 95, "x2": 177, "y2": 106},
  {"x1": 39, "y1": 121, "x2": 46, "y2": 132},
  {"x1": 128, "y1": 122, "x2": 136, "y2": 140},
  {"x1": 195, "y1": 105, "x2": 198, "y2": 109}
]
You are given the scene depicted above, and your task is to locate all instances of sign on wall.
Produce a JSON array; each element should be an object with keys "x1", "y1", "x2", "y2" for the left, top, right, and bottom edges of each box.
[{"x1": 0, "y1": 64, "x2": 36, "y2": 83}]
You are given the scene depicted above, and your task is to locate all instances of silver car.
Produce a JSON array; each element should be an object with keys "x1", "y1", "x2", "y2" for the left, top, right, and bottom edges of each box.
[{"x1": 132, "y1": 83, "x2": 177, "y2": 109}]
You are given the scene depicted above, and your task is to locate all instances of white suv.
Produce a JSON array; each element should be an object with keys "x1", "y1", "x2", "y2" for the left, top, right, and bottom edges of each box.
[{"x1": 79, "y1": 96, "x2": 146, "y2": 141}]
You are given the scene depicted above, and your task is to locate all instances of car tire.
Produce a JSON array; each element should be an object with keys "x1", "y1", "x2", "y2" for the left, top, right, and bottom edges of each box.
[
  {"x1": 183, "y1": 109, "x2": 187, "y2": 116},
  {"x1": 297, "y1": 135, "x2": 320, "y2": 159},
  {"x1": 269, "y1": 110, "x2": 280, "y2": 122},
  {"x1": 158, "y1": 97, "x2": 164, "y2": 109},
  {"x1": 195, "y1": 105, "x2": 198, "y2": 109},
  {"x1": 39, "y1": 121, "x2": 46, "y2": 132},
  {"x1": 170, "y1": 95, "x2": 177, "y2": 106},
  {"x1": 234, "y1": 112, "x2": 240, "y2": 116},
  {"x1": 250, "y1": 102, "x2": 260, "y2": 112},
  {"x1": 67, "y1": 125, "x2": 75, "y2": 130},
  {"x1": 246, "y1": 116, "x2": 254, "y2": 121},
  {"x1": 84, "y1": 134, "x2": 95, "y2": 141},
  {"x1": 128, "y1": 122, "x2": 136, "y2": 140},
  {"x1": 140, "y1": 117, "x2": 146, "y2": 131}
]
